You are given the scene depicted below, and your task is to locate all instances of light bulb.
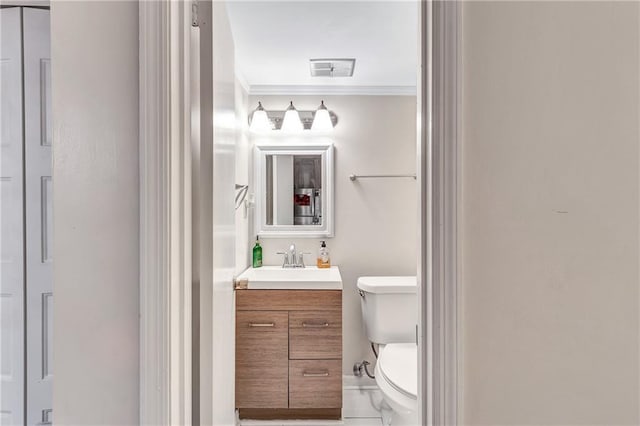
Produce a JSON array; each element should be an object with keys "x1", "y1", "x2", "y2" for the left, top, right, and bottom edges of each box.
[
  {"x1": 311, "y1": 100, "x2": 333, "y2": 131},
  {"x1": 249, "y1": 102, "x2": 272, "y2": 132},
  {"x1": 281, "y1": 101, "x2": 303, "y2": 132}
]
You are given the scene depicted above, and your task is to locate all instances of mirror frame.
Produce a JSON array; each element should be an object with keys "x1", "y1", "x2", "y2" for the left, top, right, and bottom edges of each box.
[{"x1": 254, "y1": 141, "x2": 334, "y2": 238}]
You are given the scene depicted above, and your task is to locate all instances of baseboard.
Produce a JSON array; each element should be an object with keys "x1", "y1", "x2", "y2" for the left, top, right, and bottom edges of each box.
[
  {"x1": 342, "y1": 375, "x2": 384, "y2": 419},
  {"x1": 238, "y1": 408, "x2": 341, "y2": 421}
]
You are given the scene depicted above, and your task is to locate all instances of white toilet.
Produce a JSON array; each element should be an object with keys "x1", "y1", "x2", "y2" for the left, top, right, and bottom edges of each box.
[{"x1": 357, "y1": 276, "x2": 418, "y2": 426}]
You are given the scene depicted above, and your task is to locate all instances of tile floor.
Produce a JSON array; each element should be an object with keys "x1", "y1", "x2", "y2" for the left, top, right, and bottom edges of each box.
[{"x1": 238, "y1": 418, "x2": 383, "y2": 426}]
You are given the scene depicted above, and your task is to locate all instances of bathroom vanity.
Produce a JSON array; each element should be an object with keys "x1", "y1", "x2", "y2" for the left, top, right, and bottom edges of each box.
[{"x1": 235, "y1": 266, "x2": 343, "y2": 420}]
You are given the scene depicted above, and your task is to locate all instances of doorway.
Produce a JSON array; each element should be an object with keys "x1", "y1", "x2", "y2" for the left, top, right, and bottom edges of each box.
[
  {"x1": 139, "y1": 1, "x2": 460, "y2": 425},
  {"x1": 204, "y1": 1, "x2": 421, "y2": 425}
]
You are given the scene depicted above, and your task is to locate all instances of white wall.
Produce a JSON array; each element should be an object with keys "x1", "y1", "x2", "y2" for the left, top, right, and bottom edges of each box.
[
  {"x1": 461, "y1": 2, "x2": 639, "y2": 424},
  {"x1": 248, "y1": 95, "x2": 417, "y2": 374},
  {"x1": 51, "y1": 2, "x2": 139, "y2": 425},
  {"x1": 235, "y1": 81, "x2": 251, "y2": 273}
]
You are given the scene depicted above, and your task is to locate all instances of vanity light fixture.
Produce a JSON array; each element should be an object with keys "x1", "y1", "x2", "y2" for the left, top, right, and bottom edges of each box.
[
  {"x1": 311, "y1": 100, "x2": 333, "y2": 132},
  {"x1": 249, "y1": 101, "x2": 272, "y2": 132},
  {"x1": 248, "y1": 101, "x2": 338, "y2": 132},
  {"x1": 281, "y1": 101, "x2": 304, "y2": 132}
]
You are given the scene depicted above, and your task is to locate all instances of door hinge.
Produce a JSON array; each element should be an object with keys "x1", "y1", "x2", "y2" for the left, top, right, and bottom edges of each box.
[{"x1": 191, "y1": 0, "x2": 199, "y2": 27}]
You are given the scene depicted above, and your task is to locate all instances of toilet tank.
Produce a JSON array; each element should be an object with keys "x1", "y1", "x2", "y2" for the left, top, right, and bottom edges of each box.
[{"x1": 357, "y1": 276, "x2": 417, "y2": 344}]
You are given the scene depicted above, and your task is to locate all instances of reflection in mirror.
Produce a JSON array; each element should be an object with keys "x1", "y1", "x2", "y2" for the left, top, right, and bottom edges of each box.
[{"x1": 265, "y1": 154, "x2": 323, "y2": 226}]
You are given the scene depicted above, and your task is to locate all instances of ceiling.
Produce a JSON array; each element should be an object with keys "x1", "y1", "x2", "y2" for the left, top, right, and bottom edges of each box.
[{"x1": 225, "y1": 1, "x2": 419, "y2": 95}]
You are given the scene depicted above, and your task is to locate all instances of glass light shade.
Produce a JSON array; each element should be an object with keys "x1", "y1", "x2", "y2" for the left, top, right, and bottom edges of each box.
[
  {"x1": 281, "y1": 101, "x2": 303, "y2": 132},
  {"x1": 250, "y1": 110, "x2": 271, "y2": 132},
  {"x1": 311, "y1": 101, "x2": 333, "y2": 131},
  {"x1": 249, "y1": 102, "x2": 272, "y2": 132}
]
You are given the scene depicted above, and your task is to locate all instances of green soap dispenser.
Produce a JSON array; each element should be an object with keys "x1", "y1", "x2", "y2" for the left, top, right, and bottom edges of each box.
[{"x1": 252, "y1": 236, "x2": 262, "y2": 268}]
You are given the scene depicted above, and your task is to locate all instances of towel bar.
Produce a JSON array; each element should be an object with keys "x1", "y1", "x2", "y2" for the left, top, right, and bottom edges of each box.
[{"x1": 349, "y1": 174, "x2": 417, "y2": 181}]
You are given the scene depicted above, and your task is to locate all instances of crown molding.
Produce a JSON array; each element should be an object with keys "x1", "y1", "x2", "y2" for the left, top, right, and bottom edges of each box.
[{"x1": 249, "y1": 84, "x2": 417, "y2": 96}]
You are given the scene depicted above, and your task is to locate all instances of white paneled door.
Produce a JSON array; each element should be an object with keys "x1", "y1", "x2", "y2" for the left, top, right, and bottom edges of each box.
[
  {"x1": 0, "y1": 7, "x2": 26, "y2": 426},
  {"x1": 0, "y1": 7, "x2": 52, "y2": 426},
  {"x1": 23, "y1": 8, "x2": 52, "y2": 426}
]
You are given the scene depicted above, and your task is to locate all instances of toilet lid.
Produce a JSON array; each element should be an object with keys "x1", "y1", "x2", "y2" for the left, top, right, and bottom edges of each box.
[
  {"x1": 378, "y1": 343, "x2": 417, "y2": 400},
  {"x1": 357, "y1": 276, "x2": 417, "y2": 294}
]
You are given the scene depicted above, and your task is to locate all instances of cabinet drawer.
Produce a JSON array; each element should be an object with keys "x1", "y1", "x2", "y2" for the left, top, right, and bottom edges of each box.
[
  {"x1": 236, "y1": 290, "x2": 341, "y2": 311},
  {"x1": 236, "y1": 311, "x2": 289, "y2": 408},
  {"x1": 289, "y1": 360, "x2": 342, "y2": 409},
  {"x1": 289, "y1": 311, "x2": 342, "y2": 359}
]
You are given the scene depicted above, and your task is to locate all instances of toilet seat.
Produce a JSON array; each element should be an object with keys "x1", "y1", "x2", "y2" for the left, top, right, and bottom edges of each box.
[{"x1": 375, "y1": 343, "x2": 417, "y2": 414}]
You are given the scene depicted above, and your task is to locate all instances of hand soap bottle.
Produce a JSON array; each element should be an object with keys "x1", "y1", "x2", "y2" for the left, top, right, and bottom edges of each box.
[
  {"x1": 317, "y1": 240, "x2": 330, "y2": 268},
  {"x1": 252, "y1": 236, "x2": 262, "y2": 268}
]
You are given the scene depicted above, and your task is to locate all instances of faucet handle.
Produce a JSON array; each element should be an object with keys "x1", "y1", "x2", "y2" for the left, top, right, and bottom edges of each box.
[
  {"x1": 298, "y1": 252, "x2": 313, "y2": 267},
  {"x1": 276, "y1": 251, "x2": 289, "y2": 266}
]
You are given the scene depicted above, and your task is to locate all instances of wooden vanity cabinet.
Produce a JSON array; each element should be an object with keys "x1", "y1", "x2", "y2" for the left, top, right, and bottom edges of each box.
[{"x1": 235, "y1": 290, "x2": 342, "y2": 420}]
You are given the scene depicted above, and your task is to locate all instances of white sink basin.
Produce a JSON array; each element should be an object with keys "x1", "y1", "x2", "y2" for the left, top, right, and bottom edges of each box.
[{"x1": 236, "y1": 265, "x2": 342, "y2": 290}]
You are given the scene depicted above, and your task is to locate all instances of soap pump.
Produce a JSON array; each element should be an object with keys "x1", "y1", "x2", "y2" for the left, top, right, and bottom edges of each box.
[{"x1": 317, "y1": 240, "x2": 330, "y2": 268}]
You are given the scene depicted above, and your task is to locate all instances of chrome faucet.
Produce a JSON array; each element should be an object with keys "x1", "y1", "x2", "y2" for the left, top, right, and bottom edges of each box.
[
  {"x1": 277, "y1": 244, "x2": 310, "y2": 268},
  {"x1": 288, "y1": 244, "x2": 297, "y2": 265}
]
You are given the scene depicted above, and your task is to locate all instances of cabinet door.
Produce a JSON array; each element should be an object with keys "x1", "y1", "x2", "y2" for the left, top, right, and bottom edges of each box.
[{"x1": 236, "y1": 311, "x2": 288, "y2": 408}]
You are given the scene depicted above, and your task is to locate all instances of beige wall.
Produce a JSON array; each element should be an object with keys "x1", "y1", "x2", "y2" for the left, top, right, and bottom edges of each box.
[
  {"x1": 51, "y1": 2, "x2": 139, "y2": 425},
  {"x1": 248, "y1": 95, "x2": 418, "y2": 374},
  {"x1": 461, "y1": 2, "x2": 639, "y2": 424}
]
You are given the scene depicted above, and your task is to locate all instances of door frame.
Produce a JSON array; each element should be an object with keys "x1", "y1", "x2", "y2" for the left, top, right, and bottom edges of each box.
[
  {"x1": 420, "y1": 1, "x2": 461, "y2": 425},
  {"x1": 138, "y1": 0, "x2": 462, "y2": 425},
  {"x1": 139, "y1": 1, "x2": 193, "y2": 425}
]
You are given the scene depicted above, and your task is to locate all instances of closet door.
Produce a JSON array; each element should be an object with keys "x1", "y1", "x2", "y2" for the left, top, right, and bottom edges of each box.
[
  {"x1": 23, "y1": 8, "x2": 52, "y2": 426},
  {"x1": 0, "y1": 7, "x2": 25, "y2": 426}
]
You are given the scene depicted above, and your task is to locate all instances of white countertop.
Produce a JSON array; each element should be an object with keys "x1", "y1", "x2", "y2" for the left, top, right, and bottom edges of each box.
[{"x1": 236, "y1": 265, "x2": 342, "y2": 290}]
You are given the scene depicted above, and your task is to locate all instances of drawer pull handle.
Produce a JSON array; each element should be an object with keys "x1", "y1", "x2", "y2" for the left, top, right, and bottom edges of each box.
[
  {"x1": 303, "y1": 370, "x2": 330, "y2": 377},
  {"x1": 302, "y1": 322, "x2": 329, "y2": 328},
  {"x1": 249, "y1": 322, "x2": 275, "y2": 327}
]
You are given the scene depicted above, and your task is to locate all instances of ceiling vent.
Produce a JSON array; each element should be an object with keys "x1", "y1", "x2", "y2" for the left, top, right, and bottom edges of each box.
[{"x1": 310, "y1": 58, "x2": 356, "y2": 77}]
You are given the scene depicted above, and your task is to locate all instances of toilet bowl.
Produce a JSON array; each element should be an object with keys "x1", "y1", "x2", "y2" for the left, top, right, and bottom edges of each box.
[
  {"x1": 357, "y1": 276, "x2": 418, "y2": 425},
  {"x1": 375, "y1": 343, "x2": 418, "y2": 425}
]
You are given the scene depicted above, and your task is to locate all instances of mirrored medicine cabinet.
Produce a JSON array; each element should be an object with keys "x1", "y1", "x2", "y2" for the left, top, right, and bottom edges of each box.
[{"x1": 254, "y1": 142, "x2": 334, "y2": 238}]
